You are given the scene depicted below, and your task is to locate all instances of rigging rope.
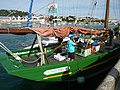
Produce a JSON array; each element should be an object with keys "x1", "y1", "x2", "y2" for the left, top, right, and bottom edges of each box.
[
  {"x1": 33, "y1": 4, "x2": 49, "y2": 14},
  {"x1": 119, "y1": 0, "x2": 120, "y2": 20},
  {"x1": 117, "y1": 0, "x2": 119, "y2": 20},
  {"x1": 30, "y1": 0, "x2": 57, "y2": 16},
  {"x1": 6, "y1": 0, "x2": 30, "y2": 17},
  {"x1": 85, "y1": 0, "x2": 98, "y2": 28},
  {"x1": 0, "y1": 42, "x2": 41, "y2": 64},
  {"x1": 110, "y1": 0, "x2": 120, "y2": 20},
  {"x1": 113, "y1": 0, "x2": 117, "y2": 19},
  {"x1": 0, "y1": 42, "x2": 22, "y2": 61},
  {"x1": 101, "y1": 0, "x2": 105, "y2": 20},
  {"x1": 115, "y1": 0, "x2": 119, "y2": 19}
]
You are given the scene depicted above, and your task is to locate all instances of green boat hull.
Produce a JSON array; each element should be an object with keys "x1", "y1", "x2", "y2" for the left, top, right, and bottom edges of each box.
[{"x1": 0, "y1": 46, "x2": 120, "y2": 82}]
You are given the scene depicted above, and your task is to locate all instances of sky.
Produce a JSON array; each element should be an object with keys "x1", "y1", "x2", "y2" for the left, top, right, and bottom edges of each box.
[{"x1": 0, "y1": 0, "x2": 120, "y2": 20}]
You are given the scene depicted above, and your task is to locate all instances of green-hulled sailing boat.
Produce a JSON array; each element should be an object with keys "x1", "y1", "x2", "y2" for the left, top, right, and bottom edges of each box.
[{"x1": 0, "y1": 0, "x2": 120, "y2": 82}]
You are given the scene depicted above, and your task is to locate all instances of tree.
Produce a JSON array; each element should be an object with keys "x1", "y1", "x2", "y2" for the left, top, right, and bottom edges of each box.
[{"x1": 0, "y1": 9, "x2": 28, "y2": 16}]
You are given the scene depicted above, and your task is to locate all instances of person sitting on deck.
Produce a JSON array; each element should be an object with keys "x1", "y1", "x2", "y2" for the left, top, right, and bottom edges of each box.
[
  {"x1": 87, "y1": 38, "x2": 94, "y2": 46},
  {"x1": 90, "y1": 39, "x2": 98, "y2": 53},
  {"x1": 67, "y1": 35, "x2": 76, "y2": 61},
  {"x1": 78, "y1": 41, "x2": 86, "y2": 48}
]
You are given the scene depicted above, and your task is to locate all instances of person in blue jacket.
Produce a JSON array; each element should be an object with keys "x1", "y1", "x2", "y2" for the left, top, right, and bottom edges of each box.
[{"x1": 67, "y1": 35, "x2": 76, "y2": 61}]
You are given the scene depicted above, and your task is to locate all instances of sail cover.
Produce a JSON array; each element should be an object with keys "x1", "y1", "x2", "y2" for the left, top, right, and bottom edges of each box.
[{"x1": 30, "y1": 26, "x2": 105, "y2": 38}]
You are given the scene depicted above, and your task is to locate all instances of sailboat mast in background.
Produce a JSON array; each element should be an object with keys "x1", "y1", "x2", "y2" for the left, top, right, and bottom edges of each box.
[{"x1": 25, "y1": 0, "x2": 34, "y2": 27}]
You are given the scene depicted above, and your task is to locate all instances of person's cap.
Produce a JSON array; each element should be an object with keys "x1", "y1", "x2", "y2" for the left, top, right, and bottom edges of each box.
[
  {"x1": 69, "y1": 35, "x2": 73, "y2": 37},
  {"x1": 68, "y1": 34, "x2": 74, "y2": 38}
]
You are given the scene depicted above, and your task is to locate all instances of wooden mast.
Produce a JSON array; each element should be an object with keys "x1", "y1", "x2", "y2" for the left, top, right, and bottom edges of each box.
[{"x1": 104, "y1": 0, "x2": 110, "y2": 30}]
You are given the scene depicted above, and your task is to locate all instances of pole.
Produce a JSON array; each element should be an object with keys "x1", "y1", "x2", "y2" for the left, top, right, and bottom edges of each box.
[
  {"x1": 104, "y1": 0, "x2": 110, "y2": 30},
  {"x1": 25, "y1": 0, "x2": 34, "y2": 27}
]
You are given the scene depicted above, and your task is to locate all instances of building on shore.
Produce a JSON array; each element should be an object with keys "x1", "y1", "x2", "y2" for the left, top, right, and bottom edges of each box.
[{"x1": 0, "y1": 15, "x2": 45, "y2": 24}]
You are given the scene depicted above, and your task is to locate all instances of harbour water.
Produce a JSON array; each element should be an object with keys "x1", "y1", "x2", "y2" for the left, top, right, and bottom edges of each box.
[{"x1": 0, "y1": 23, "x2": 118, "y2": 90}]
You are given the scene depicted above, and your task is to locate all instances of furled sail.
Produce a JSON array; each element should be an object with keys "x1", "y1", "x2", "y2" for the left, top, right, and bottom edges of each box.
[
  {"x1": 30, "y1": 26, "x2": 105, "y2": 38},
  {"x1": 0, "y1": 28, "x2": 34, "y2": 34}
]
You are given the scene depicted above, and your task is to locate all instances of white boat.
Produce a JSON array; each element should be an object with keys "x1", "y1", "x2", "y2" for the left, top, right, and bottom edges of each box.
[{"x1": 24, "y1": 36, "x2": 70, "y2": 49}]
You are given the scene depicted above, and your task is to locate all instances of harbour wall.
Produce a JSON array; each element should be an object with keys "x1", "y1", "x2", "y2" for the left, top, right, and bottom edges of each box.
[{"x1": 97, "y1": 58, "x2": 120, "y2": 90}]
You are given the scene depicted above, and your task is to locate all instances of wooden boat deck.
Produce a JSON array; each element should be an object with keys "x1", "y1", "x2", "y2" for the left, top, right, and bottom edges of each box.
[
  {"x1": 21, "y1": 51, "x2": 83, "y2": 67},
  {"x1": 17, "y1": 36, "x2": 120, "y2": 67}
]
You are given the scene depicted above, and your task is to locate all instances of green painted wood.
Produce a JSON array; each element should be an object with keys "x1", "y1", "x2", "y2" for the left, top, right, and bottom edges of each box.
[{"x1": 0, "y1": 47, "x2": 120, "y2": 82}]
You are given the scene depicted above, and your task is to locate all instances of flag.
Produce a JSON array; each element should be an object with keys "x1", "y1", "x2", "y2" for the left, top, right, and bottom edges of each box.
[{"x1": 48, "y1": 3, "x2": 57, "y2": 14}]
